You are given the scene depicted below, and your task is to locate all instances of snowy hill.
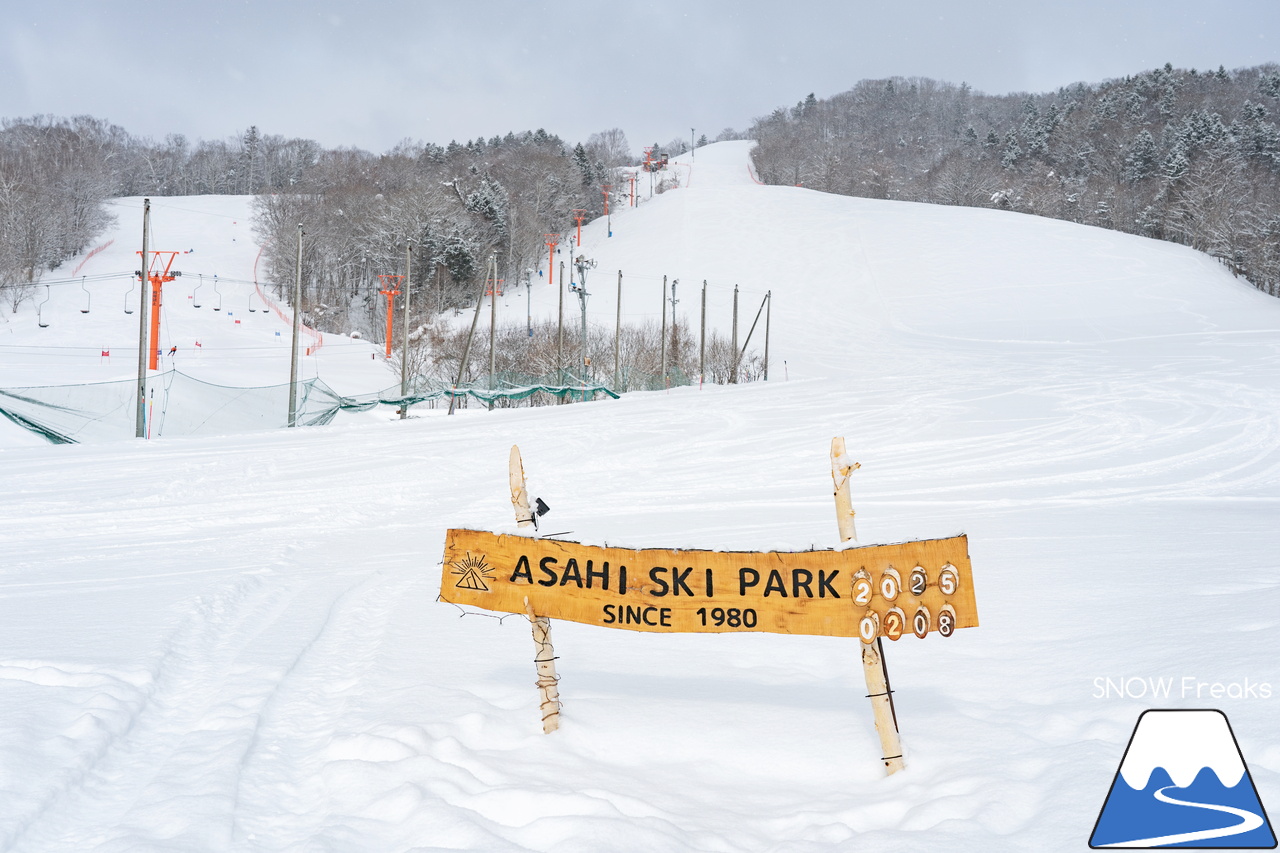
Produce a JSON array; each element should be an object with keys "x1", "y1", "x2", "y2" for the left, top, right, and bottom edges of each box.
[{"x1": 0, "y1": 142, "x2": 1277, "y2": 851}]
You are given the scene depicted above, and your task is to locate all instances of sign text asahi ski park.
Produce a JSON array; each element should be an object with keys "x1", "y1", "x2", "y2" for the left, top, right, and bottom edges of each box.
[{"x1": 441, "y1": 529, "x2": 978, "y2": 640}]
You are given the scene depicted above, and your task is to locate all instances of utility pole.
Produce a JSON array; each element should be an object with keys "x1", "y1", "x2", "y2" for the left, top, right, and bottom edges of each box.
[
  {"x1": 489, "y1": 253, "x2": 498, "y2": 395},
  {"x1": 135, "y1": 200, "x2": 150, "y2": 438},
  {"x1": 614, "y1": 270, "x2": 622, "y2": 391},
  {"x1": 730, "y1": 284, "x2": 739, "y2": 384},
  {"x1": 691, "y1": 128, "x2": 695, "y2": 160},
  {"x1": 557, "y1": 260, "x2": 565, "y2": 387},
  {"x1": 660, "y1": 275, "x2": 667, "y2": 384},
  {"x1": 288, "y1": 224, "x2": 304, "y2": 427},
  {"x1": 400, "y1": 242, "x2": 412, "y2": 419},
  {"x1": 699, "y1": 280, "x2": 707, "y2": 387},
  {"x1": 669, "y1": 278, "x2": 679, "y2": 370},
  {"x1": 449, "y1": 257, "x2": 490, "y2": 416},
  {"x1": 764, "y1": 291, "x2": 771, "y2": 381},
  {"x1": 573, "y1": 252, "x2": 595, "y2": 388}
]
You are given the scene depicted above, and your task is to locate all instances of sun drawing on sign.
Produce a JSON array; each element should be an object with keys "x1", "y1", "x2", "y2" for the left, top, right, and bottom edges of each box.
[{"x1": 450, "y1": 552, "x2": 494, "y2": 592}]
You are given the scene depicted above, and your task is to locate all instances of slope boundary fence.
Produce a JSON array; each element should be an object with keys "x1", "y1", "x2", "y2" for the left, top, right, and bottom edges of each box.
[{"x1": 253, "y1": 245, "x2": 324, "y2": 355}]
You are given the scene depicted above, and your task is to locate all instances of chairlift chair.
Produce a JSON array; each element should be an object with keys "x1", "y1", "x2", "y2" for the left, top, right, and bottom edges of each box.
[
  {"x1": 212, "y1": 277, "x2": 223, "y2": 311},
  {"x1": 124, "y1": 276, "x2": 136, "y2": 314},
  {"x1": 37, "y1": 285, "x2": 50, "y2": 328},
  {"x1": 80, "y1": 277, "x2": 91, "y2": 313},
  {"x1": 192, "y1": 274, "x2": 203, "y2": 308}
]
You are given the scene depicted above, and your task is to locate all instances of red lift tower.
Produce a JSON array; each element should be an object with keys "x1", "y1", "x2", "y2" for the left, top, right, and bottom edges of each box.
[
  {"x1": 378, "y1": 274, "x2": 403, "y2": 358},
  {"x1": 138, "y1": 251, "x2": 181, "y2": 370},
  {"x1": 602, "y1": 185, "x2": 611, "y2": 216},
  {"x1": 544, "y1": 233, "x2": 561, "y2": 286},
  {"x1": 571, "y1": 209, "x2": 587, "y2": 245},
  {"x1": 643, "y1": 147, "x2": 669, "y2": 172}
]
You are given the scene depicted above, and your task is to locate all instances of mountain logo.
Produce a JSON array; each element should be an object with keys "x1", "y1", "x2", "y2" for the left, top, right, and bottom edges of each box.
[
  {"x1": 1090, "y1": 709, "x2": 1276, "y2": 848},
  {"x1": 450, "y1": 552, "x2": 494, "y2": 592}
]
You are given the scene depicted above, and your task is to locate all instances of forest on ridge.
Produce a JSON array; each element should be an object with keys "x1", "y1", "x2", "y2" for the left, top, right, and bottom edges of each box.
[{"x1": 750, "y1": 64, "x2": 1280, "y2": 297}]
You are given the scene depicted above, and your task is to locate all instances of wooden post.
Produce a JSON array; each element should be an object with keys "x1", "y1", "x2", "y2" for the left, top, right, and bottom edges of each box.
[
  {"x1": 831, "y1": 437, "x2": 905, "y2": 775},
  {"x1": 510, "y1": 445, "x2": 561, "y2": 733},
  {"x1": 831, "y1": 436, "x2": 859, "y2": 542}
]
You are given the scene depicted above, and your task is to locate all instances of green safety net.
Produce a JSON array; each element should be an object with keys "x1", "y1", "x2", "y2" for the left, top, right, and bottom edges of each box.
[{"x1": 0, "y1": 370, "x2": 620, "y2": 445}]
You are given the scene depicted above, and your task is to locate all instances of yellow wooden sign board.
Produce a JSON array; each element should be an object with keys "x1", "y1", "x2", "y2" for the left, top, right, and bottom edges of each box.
[{"x1": 441, "y1": 529, "x2": 978, "y2": 639}]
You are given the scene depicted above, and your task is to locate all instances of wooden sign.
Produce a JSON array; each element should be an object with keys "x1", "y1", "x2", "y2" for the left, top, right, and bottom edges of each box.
[{"x1": 441, "y1": 528, "x2": 978, "y2": 639}]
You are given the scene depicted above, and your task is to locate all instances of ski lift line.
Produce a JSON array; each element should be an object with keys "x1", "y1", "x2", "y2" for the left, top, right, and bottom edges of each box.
[
  {"x1": 30, "y1": 271, "x2": 267, "y2": 291},
  {"x1": 101, "y1": 199, "x2": 247, "y2": 223},
  {"x1": 608, "y1": 272, "x2": 769, "y2": 296},
  {"x1": 0, "y1": 338, "x2": 373, "y2": 351},
  {"x1": 35, "y1": 272, "x2": 136, "y2": 287},
  {"x1": 249, "y1": 267, "x2": 324, "y2": 355}
]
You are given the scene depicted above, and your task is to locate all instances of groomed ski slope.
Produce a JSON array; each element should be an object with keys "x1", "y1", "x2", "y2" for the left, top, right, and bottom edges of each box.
[
  {"x1": 0, "y1": 195, "x2": 398, "y2": 445},
  {"x1": 0, "y1": 141, "x2": 1277, "y2": 851}
]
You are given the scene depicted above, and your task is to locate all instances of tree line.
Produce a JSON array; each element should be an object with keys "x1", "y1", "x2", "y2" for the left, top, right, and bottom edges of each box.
[
  {"x1": 0, "y1": 115, "x2": 631, "y2": 336},
  {"x1": 0, "y1": 116, "x2": 118, "y2": 309},
  {"x1": 749, "y1": 64, "x2": 1280, "y2": 297},
  {"x1": 252, "y1": 127, "x2": 629, "y2": 342}
]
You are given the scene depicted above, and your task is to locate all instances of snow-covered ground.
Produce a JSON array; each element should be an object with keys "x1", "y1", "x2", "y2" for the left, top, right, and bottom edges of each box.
[{"x1": 0, "y1": 141, "x2": 1277, "y2": 851}]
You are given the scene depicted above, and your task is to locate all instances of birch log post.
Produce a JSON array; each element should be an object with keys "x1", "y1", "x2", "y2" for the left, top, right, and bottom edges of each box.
[
  {"x1": 510, "y1": 444, "x2": 562, "y2": 733},
  {"x1": 831, "y1": 436, "x2": 860, "y2": 542},
  {"x1": 830, "y1": 437, "x2": 905, "y2": 775}
]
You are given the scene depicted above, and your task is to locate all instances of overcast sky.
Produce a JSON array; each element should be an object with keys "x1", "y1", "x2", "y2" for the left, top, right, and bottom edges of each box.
[{"x1": 3, "y1": 1, "x2": 1277, "y2": 155}]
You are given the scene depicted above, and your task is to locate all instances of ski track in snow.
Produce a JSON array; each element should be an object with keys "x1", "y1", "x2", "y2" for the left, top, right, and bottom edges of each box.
[{"x1": 0, "y1": 142, "x2": 1277, "y2": 850}]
